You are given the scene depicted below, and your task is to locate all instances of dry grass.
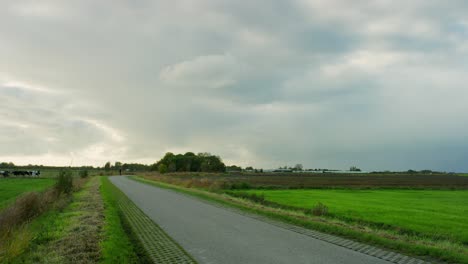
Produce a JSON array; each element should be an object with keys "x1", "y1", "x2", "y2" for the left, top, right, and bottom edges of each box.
[
  {"x1": 53, "y1": 177, "x2": 104, "y2": 263},
  {"x1": 0, "y1": 188, "x2": 64, "y2": 261},
  {"x1": 16, "y1": 177, "x2": 104, "y2": 264},
  {"x1": 0, "y1": 177, "x2": 90, "y2": 263}
]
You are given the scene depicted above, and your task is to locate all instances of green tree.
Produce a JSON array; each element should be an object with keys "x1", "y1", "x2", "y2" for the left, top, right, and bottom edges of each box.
[
  {"x1": 104, "y1": 162, "x2": 111, "y2": 171},
  {"x1": 158, "y1": 164, "x2": 168, "y2": 174},
  {"x1": 152, "y1": 152, "x2": 226, "y2": 173},
  {"x1": 114, "y1": 161, "x2": 122, "y2": 169},
  {"x1": 79, "y1": 170, "x2": 89, "y2": 178},
  {"x1": 294, "y1": 164, "x2": 303, "y2": 171},
  {"x1": 55, "y1": 170, "x2": 73, "y2": 194},
  {"x1": 168, "y1": 162, "x2": 176, "y2": 172}
]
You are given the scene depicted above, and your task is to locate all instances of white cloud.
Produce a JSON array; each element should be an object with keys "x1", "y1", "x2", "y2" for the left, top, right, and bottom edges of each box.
[
  {"x1": 8, "y1": 1, "x2": 68, "y2": 19},
  {"x1": 159, "y1": 54, "x2": 240, "y2": 89}
]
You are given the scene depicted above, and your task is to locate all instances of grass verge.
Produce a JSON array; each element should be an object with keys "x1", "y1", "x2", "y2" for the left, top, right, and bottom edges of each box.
[
  {"x1": 100, "y1": 176, "x2": 144, "y2": 263},
  {"x1": 131, "y1": 176, "x2": 468, "y2": 264},
  {"x1": 0, "y1": 176, "x2": 86, "y2": 263},
  {"x1": 103, "y1": 176, "x2": 196, "y2": 264},
  {"x1": 11, "y1": 177, "x2": 101, "y2": 263}
]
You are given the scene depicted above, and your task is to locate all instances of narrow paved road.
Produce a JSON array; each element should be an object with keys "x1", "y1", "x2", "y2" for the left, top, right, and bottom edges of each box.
[{"x1": 110, "y1": 176, "x2": 392, "y2": 264}]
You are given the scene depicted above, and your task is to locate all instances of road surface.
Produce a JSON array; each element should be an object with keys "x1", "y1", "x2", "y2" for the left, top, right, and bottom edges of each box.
[{"x1": 110, "y1": 176, "x2": 393, "y2": 264}]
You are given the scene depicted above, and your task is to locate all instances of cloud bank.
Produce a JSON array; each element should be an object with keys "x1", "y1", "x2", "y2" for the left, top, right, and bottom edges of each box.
[{"x1": 1, "y1": 0, "x2": 468, "y2": 171}]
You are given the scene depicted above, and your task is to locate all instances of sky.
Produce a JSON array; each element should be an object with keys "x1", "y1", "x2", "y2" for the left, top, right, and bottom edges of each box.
[{"x1": 1, "y1": 0, "x2": 468, "y2": 171}]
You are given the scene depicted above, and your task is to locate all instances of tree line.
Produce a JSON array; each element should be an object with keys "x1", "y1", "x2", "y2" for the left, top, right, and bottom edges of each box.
[{"x1": 153, "y1": 152, "x2": 226, "y2": 173}]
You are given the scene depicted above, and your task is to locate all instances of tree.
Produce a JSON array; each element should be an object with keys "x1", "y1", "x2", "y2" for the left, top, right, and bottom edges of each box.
[
  {"x1": 152, "y1": 152, "x2": 226, "y2": 173},
  {"x1": 159, "y1": 164, "x2": 168, "y2": 174},
  {"x1": 114, "y1": 161, "x2": 122, "y2": 169},
  {"x1": 168, "y1": 162, "x2": 177, "y2": 172},
  {"x1": 294, "y1": 164, "x2": 303, "y2": 171},
  {"x1": 0, "y1": 162, "x2": 15, "y2": 168},
  {"x1": 122, "y1": 163, "x2": 150, "y2": 172},
  {"x1": 79, "y1": 170, "x2": 89, "y2": 178},
  {"x1": 104, "y1": 162, "x2": 111, "y2": 171},
  {"x1": 226, "y1": 165, "x2": 242, "y2": 172}
]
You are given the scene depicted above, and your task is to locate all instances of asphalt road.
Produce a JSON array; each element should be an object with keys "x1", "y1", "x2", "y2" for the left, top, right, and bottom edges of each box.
[{"x1": 110, "y1": 176, "x2": 392, "y2": 264}]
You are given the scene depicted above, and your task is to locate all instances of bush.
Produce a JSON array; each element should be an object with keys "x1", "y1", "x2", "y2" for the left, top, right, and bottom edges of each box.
[
  {"x1": 310, "y1": 202, "x2": 328, "y2": 216},
  {"x1": 158, "y1": 164, "x2": 168, "y2": 174},
  {"x1": 249, "y1": 193, "x2": 265, "y2": 203},
  {"x1": 79, "y1": 170, "x2": 89, "y2": 178},
  {"x1": 230, "y1": 182, "x2": 251, "y2": 190},
  {"x1": 55, "y1": 170, "x2": 73, "y2": 194},
  {"x1": 229, "y1": 192, "x2": 266, "y2": 203}
]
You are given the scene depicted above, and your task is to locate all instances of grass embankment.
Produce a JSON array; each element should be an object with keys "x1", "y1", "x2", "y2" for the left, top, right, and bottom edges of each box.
[
  {"x1": 132, "y1": 176, "x2": 468, "y2": 264},
  {"x1": 0, "y1": 174, "x2": 86, "y2": 263},
  {"x1": 11, "y1": 177, "x2": 101, "y2": 263},
  {"x1": 237, "y1": 189, "x2": 468, "y2": 245},
  {"x1": 100, "y1": 177, "x2": 142, "y2": 263},
  {"x1": 2, "y1": 176, "x2": 144, "y2": 263},
  {"x1": 0, "y1": 178, "x2": 55, "y2": 209}
]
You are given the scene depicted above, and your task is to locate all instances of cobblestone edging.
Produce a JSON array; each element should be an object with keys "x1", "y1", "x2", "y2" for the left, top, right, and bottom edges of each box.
[
  {"x1": 132, "y1": 178, "x2": 441, "y2": 264},
  {"x1": 111, "y1": 180, "x2": 197, "y2": 264}
]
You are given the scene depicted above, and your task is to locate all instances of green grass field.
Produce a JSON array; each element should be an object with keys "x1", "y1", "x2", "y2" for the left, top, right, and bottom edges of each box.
[
  {"x1": 239, "y1": 189, "x2": 468, "y2": 245},
  {"x1": 0, "y1": 178, "x2": 55, "y2": 209}
]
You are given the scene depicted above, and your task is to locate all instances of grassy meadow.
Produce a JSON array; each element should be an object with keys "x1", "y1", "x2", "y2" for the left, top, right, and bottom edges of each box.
[
  {"x1": 238, "y1": 189, "x2": 468, "y2": 245},
  {"x1": 0, "y1": 178, "x2": 55, "y2": 210}
]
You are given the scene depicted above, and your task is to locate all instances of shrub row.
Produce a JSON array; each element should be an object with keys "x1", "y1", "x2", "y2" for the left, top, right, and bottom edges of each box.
[{"x1": 0, "y1": 171, "x2": 87, "y2": 261}]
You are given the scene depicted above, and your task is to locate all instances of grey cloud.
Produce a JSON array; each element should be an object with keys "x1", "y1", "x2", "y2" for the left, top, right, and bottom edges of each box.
[{"x1": 1, "y1": 0, "x2": 468, "y2": 171}]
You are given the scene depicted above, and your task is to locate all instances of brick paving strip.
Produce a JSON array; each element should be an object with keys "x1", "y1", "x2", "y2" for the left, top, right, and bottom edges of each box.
[{"x1": 111, "y1": 180, "x2": 197, "y2": 264}]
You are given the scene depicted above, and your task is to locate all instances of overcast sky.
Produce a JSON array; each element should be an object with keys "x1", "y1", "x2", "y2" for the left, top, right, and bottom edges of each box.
[{"x1": 1, "y1": 1, "x2": 468, "y2": 171}]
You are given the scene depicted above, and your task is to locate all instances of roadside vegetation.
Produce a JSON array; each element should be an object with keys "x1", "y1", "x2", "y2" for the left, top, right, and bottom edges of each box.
[
  {"x1": 0, "y1": 170, "x2": 87, "y2": 263},
  {"x1": 100, "y1": 177, "x2": 142, "y2": 263},
  {"x1": 134, "y1": 174, "x2": 468, "y2": 263},
  {"x1": 13, "y1": 176, "x2": 101, "y2": 263},
  {"x1": 1, "y1": 170, "x2": 160, "y2": 263}
]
